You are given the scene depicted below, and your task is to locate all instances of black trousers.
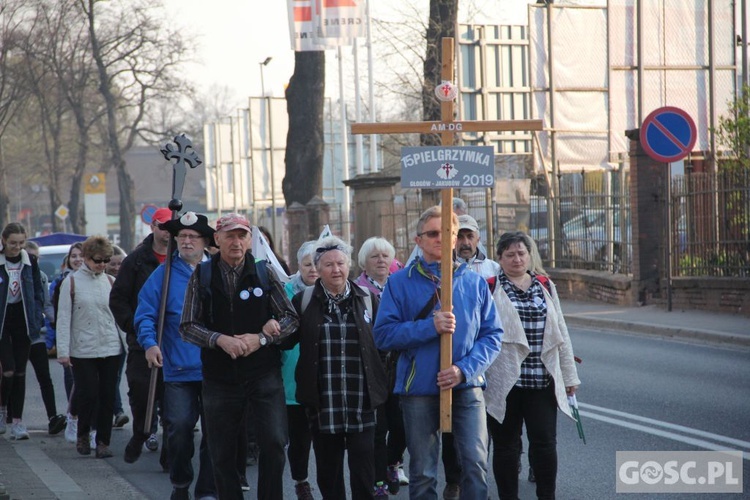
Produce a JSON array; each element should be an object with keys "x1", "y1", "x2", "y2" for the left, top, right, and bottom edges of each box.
[
  {"x1": 27, "y1": 342, "x2": 58, "y2": 418},
  {"x1": 374, "y1": 392, "x2": 407, "y2": 483},
  {"x1": 287, "y1": 404, "x2": 312, "y2": 482},
  {"x1": 0, "y1": 305, "x2": 31, "y2": 420},
  {"x1": 488, "y1": 384, "x2": 558, "y2": 500},
  {"x1": 312, "y1": 427, "x2": 375, "y2": 500},
  {"x1": 125, "y1": 349, "x2": 163, "y2": 442},
  {"x1": 71, "y1": 355, "x2": 120, "y2": 446}
]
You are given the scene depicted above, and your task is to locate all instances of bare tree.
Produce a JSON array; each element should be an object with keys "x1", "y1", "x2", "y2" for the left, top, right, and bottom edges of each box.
[
  {"x1": 0, "y1": 0, "x2": 30, "y2": 227},
  {"x1": 283, "y1": 51, "x2": 325, "y2": 206},
  {"x1": 79, "y1": 0, "x2": 193, "y2": 251}
]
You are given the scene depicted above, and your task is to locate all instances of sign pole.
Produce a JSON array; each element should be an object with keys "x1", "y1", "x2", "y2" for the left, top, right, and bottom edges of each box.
[{"x1": 438, "y1": 38, "x2": 455, "y2": 433}]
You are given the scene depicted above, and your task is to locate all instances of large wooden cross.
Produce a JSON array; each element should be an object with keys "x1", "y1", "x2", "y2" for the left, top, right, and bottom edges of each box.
[{"x1": 352, "y1": 38, "x2": 543, "y2": 432}]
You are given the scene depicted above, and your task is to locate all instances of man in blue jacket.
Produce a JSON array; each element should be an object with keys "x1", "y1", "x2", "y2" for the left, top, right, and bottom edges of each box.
[
  {"x1": 134, "y1": 212, "x2": 215, "y2": 500},
  {"x1": 373, "y1": 206, "x2": 503, "y2": 500}
]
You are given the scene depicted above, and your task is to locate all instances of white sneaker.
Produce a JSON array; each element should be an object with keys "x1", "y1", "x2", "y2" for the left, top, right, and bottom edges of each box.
[
  {"x1": 397, "y1": 463, "x2": 409, "y2": 485},
  {"x1": 0, "y1": 407, "x2": 6, "y2": 435},
  {"x1": 10, "y1": 421, "x2": 29, "y2": 440},
  {"x1": 90, "y1": 430, "x2": 97, "y2": 449},
  {"x1": 65, "y1": 415, "x2": 78, "y2": 443}
]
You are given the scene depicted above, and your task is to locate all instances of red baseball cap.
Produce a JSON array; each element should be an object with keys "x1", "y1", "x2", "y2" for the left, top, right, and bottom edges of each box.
[
  {"x1": 216, "y1": 213, "x2": 251, "y2": 233},
  {"x1": 152, "y1": 207, "x2": 172, "y2": 225}
]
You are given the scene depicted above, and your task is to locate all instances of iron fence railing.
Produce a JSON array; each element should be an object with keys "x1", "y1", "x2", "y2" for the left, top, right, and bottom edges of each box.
[{"x1": 671, "y1": 169, "x2": 750, "y2": 277}]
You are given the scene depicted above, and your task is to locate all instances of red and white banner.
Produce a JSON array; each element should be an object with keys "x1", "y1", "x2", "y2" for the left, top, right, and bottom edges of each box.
[{"x1": 287, "y1": 0, "x2": 365, "y2": 52}]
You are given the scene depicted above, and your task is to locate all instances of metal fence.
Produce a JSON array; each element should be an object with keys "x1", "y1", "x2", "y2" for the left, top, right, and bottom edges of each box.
[{"x1": 670, "y1": 168, "x2": 750, "y2": 277}]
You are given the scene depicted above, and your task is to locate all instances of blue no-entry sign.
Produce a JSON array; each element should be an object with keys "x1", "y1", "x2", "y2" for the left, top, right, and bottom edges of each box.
[
  {"x1": 640, "y1": 106, "x2": 697, "y2": 163},
  {"x1": 140, "y1": 204, "x2": 159, "y2": 224}
]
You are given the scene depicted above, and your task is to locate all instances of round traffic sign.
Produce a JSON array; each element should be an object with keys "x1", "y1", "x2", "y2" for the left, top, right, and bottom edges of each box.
[
  {"x1": 140, "y1": 204, "x2": 159, "y2": 224},
  {"x1": 640, "y1": 106, "x2": 697, "y2": 163}
]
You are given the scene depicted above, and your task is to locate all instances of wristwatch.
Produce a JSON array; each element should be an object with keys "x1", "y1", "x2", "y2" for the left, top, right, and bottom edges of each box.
[{"x1": 258, "y1": 333, "x2": 268, "y2": 347}]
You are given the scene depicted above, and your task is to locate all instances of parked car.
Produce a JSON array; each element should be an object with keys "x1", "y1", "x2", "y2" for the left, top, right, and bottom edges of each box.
[
  {"x1": 561, "y1": 208, "x2": 631, "y2": 268},
  {"x1": 528, "y1": 197, "x2": 580, "y2": 259}
]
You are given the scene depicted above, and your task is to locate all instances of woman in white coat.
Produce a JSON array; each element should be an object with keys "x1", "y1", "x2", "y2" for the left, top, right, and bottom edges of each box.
[
  {"x1": 485, "y1": 231, "x2": 580, "y2": 500},
  {"x1": 56, "y1": 236, "x2": 125, "y2": 459}
]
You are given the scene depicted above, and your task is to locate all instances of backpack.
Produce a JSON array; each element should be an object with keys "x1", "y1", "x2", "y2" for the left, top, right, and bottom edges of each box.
[
  {"x1": 487, "y1": 274, "x2": 551, "y2": 294},
  {"x1": 197, "y1": 258, "x2": 270, "y2": 324},
  {"x1": 51, "y1": 272, "x2": 114, "y2": 328}
]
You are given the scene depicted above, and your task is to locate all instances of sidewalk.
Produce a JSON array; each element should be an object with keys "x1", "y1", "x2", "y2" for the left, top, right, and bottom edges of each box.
[{"x1": 560, "y1": 299, "x2": 750, "y2": 348}]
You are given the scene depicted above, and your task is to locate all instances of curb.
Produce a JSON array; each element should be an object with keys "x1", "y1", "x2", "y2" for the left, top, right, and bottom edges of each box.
[{"x1": 564, "y1": 315, "x2": 750, "y2": 348}]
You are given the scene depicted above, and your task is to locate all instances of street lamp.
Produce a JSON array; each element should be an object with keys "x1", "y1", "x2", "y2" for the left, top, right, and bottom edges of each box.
[{"x1": 258, "y1": 56, "x2": 277, "y2": 242}]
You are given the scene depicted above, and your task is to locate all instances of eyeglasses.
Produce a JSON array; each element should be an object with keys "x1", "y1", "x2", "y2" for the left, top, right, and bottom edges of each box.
[
  {"x1": 417, "y1": 230, "x2": 441, "y2": 239},
  {"x1": 176, "y1": 234, "x2": 202, "y2": 241},
  {"x1": 91, "y1": 257, "x2": 111, "y2": 264}
]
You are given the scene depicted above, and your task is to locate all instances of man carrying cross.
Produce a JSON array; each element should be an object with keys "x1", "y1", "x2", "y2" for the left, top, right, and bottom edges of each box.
[{"x1": 373, "y1": 205, "x2": 503, "y2": 499}]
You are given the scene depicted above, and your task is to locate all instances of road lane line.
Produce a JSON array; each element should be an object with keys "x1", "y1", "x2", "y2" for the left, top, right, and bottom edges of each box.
[
  {"x1": 578, "y1": 411, "x2": 750, "y2": 461},
  {"x1": 12, "y1": 443, "x2": 84, "y2": 496},
  {"x1": 579, "y1": 402, "x2": 750, "y2": 449}
]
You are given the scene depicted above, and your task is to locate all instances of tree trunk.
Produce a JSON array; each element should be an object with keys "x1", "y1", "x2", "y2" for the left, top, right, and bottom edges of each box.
[
  {"x1": 0, "y1": 139, "x2": 9, "y2": 228},
  {"x1": 282, "y1": 51, "x2": 325, "y2": 207},
  {"x1": 421, "y1": 0, "x2": 458, "y2": 207}
]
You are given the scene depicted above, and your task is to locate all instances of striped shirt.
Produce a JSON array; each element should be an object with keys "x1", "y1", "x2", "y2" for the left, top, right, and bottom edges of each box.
[
  {"x1": 498, "y1": 270, "x2": 550, "y2": 389},
  {"x1": 180, "y1": 256, "x2": 297, "y2": 348},
  {"x1": 309, "y1": 294, "x2": 375, "y2": 434}
]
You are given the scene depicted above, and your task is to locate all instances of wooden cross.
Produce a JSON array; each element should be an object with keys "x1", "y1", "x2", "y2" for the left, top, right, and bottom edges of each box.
[{"x1": 352, "y1": 37, "x2": 543, "y2": 432}]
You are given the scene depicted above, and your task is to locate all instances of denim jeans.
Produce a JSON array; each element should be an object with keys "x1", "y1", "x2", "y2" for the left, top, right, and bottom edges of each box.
[
  {"x1": 400, "y1": 388, "x2": 489, "y2": 500},
  {"x1": 203, "y1": 371, "x2": 288, "y2": 500},
  {"x1": 163, "y1": 381, "x2": 215, "y2": 498}
]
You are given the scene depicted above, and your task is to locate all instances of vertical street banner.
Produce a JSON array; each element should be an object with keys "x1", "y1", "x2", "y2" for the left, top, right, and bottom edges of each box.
[
  {"x1": 314, "y1": 0, "x2": 366, "y2": 40},
  {"x1": 287, "y1": 0, "x2": 366, "y2": 51}
]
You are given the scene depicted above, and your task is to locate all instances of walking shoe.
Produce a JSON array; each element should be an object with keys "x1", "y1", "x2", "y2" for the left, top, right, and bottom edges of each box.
[
  {"x1": 48, "y1": 414, "x2": 66, "y2": 435},
  {"x1": 123, "y1": 436, "x2": 144, "y2": 463},
  {"x1": 397, "y1": 462, "x2": 409, "y2": 485},
  {"x1": 294, "y1": 481, "x2": 314, "y2": 500},
  {"x1": 386, "y1": 465, "x2": 401, "y2": 494},
  {"x1": 443, "y1": 483, "x2": 460, "y2": 500},
  {"x1": 145, "y1": 433, "x2": 159, "y2": 451},
  {"x1": 373, "y1": 481, "x2": 389, "y2": 498},
  {"x1": 0, "y1": 407, "x2": 6, "y2": 434},
  {"x1": 10, "y1": 422, "x2": 29, "y2": 440},
  {"x1": 95, "y1": 444, "x2": 113, "y2": 458},
  {"x1": 239, "y1": 475, "x2": 250, "y2": 492},
  {"x1": 65, "y1": 415, "x2": 78, "y2": 443},
  {"x1": 113, "y1": 412, "x2": 130, "y2": 428},
  {"x1": 170, "y1": 486, "x2": 191, "y2": 500},
  {"x1": 76, "y1": 435, "x2": 91, "y2": 455},
  {"x1": 528, "y1": 466, "x2": 536, "y2": 483}
]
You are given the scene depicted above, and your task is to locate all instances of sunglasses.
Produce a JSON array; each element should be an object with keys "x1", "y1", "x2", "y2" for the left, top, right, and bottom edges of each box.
[
  {"x1": 417, "y1": 230, "x2": 441, "y2": 239},
  {"x1": 91, "y1": 257, "x2": 111, "y2": 264}
]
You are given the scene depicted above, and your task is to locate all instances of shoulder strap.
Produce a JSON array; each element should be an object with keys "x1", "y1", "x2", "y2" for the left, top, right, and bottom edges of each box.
[
  {"x1": 255, "y1": 259, "x2": 269, "y2": 290},
  {"x1": 199, "y1": 260, "x2": 212, "y2": 291},
  {"x1": 69, "y1": 275, "x2": 75, "y2": 303},
  {"x1": 300, "y1": 285, "x2": 314, "y2": 314},
  {"x1": 537, "y1": 275, "x2": 551, "y2": 293},
  {"x1": 487, "y1": 276, "x2": 497, "y2": 294},
  {"x1": 415, "y1": 289, "x2": 440, "y2": 321}
]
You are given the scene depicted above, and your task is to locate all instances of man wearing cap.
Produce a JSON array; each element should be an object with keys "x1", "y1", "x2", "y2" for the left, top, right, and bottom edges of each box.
[
  {"x1": 135, "y1": 212, "x2": 216, "y2": 500},
  {"x1": 455, "y1": 214, "x2": 500, "y2": 279},
  {"x1": 180, "y1": 213, "x2": 298, "y2": 500},
  {"x1": 110, "y1": 206, "x2": 171, "y2": 464}
]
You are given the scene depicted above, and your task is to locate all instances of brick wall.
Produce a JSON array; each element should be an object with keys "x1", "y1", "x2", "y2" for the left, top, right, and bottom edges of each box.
[
  {"x1": 548, "y1": 269, "x2": 636, "y2": 305},
  {"x1": 657, "y1": 277, "x2": 750, "y2": 316}
]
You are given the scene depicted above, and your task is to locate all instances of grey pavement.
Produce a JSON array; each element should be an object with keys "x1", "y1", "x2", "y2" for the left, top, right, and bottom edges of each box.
[{"x1": 1, "y1": 299, "x2": 747, "y2": 499}]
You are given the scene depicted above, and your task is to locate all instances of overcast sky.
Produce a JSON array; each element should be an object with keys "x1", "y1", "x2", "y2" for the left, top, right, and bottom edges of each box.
[{"x1": 162, "y1": 0, "x2": 540, "y2": 101}]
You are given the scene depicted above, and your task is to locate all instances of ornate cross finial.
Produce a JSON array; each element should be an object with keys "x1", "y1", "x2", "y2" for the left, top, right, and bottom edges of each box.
[{"x1": 160, "y1": 134, "x2": 202, "y2": 204}]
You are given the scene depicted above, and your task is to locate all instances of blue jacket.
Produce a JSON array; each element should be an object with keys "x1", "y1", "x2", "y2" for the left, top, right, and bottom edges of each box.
[
  {"x1": 0, "y1": 250, "x2": 44, "y2": 342},
  {"x1": 135, "y1": 253, "x2": 204, "y2": 383},
  {"x1": 373, "y1": 258, "x2": 503, "y2": 396}
]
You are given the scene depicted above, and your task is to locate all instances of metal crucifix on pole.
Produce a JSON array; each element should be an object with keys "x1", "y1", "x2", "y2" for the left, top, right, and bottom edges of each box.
[
  {"x1": 351, "y1": 37, "x2": 543, "y2": 432},
  {"x1": 143, "y1": 134, "x2": 202, "y2": 435}
]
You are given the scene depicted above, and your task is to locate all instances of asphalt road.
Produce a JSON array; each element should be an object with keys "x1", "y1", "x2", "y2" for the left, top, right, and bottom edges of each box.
[{"x1": 8, "y1": 325, "x2": 750, "y2": 499}]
